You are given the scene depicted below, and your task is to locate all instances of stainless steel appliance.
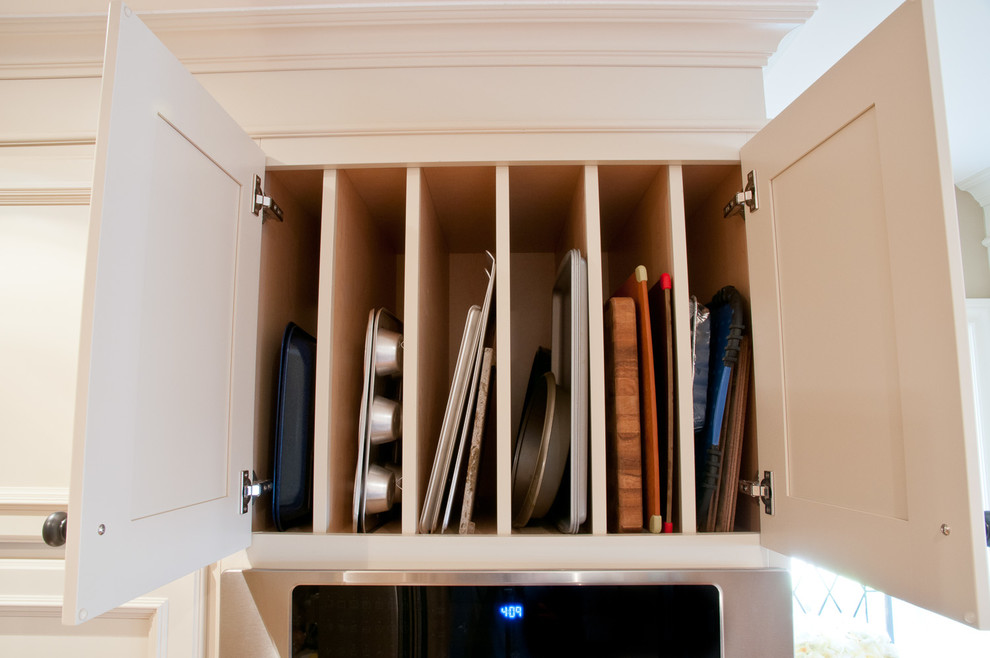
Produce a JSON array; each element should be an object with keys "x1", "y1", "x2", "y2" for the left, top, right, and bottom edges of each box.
[{"x1": 219, "y1": 568, "x2": 792, "y2": 657}]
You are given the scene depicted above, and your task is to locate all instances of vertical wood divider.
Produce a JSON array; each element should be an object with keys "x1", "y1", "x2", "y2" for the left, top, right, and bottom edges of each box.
[
  {"x1": 312, "y1": 169, "x2": 337, "y2": 534},
  {"x1": 495, "y1": 166, "x2": 512, "y2": 535},
  {"x1": 402, "y1": 168, "x2": 421, "y2": 534},
  {"x1": 666, "y1": 165, "x2": 697, "y2": 534},
  {"x1": 583, "y1": 165, "x2": 608, "y2": 536}
]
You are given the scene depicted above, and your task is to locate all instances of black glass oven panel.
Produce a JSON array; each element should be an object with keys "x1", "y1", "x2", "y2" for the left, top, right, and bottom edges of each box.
[{"x1": 293, "y1": 583, "x2": 721, "y2": 657}]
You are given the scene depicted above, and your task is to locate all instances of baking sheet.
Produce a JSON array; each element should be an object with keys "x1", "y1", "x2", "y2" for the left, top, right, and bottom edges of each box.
[
  {"x1": 442, "y1": 253, "x2": 496, "y2": 532},
  {"x1": 551, "y1": 249, "x2": 589, "y2": 534},
  {"x1": 419, "y1": 305, "x2": 482, "y2": 534}
]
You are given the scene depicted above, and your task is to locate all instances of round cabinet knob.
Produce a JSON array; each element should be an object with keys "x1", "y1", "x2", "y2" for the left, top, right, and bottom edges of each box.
[{"x1": 42, "y1": 511, "x2": 67, "y2": 547}]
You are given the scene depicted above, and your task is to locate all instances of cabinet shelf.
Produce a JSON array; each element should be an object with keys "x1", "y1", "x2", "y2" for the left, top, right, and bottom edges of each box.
[
  {"x1": 255, "y1": 162, "x2": 759, "y2": 542},
  {"x1": 682, "y1": 164, "x2": 759, "y2": 533},
  {"x1": 246, "y1": 529, "x2": 768, "y2": 571}
]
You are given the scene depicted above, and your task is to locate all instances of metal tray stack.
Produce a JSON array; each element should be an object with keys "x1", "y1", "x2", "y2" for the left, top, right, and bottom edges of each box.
[
  {"x1": 551, "y1": 249, "x2": 589, "y2": 533},
  {"x1": 419, "y1": 253, "x2": 496, "y2": 534},
  {"x1": 510, "y1": 249, "x2": 589, "y2": 533}
]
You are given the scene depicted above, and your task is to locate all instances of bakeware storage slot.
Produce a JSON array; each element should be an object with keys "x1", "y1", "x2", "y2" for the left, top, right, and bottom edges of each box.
[
  {"x1": 508, "y1": 165, "x2": 594, "y2": 534},
  {"x1": 682, "y1": 164, "x2": 759, "y2": 533},
  {"x1": 254, "y1": 169, "x2": 323, "y2": 532},
  {"x1": 597, "y1": 165, "x2": 686, "y2": 533},
  {"x1": 407, "y1": 166, "x2": 498, "y2": 535},
  {"x1": 320, "y1": 168, "x2": 407, "y2": 534}
]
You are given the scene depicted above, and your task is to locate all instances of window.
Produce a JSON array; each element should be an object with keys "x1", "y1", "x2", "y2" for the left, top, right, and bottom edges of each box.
[{"x1": 791, "y1": 558, "x2": 990, "y2": 656}]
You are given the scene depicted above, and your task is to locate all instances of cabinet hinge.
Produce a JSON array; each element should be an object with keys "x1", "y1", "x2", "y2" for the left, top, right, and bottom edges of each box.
[
  {"x1": 241, "y1": 470, "x2": 273, "y2": 514},
  {"x1": 253, "y1": 175, "x2": 284, "y2": 223},
  {"x1": 723, "y1": 170, "x2": 759, "y2": 219},
  {"x1": 739, "y1": 470, "x2": 774, "y2": 515}
]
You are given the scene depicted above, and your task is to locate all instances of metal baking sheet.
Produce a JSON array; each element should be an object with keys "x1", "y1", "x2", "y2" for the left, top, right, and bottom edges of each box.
[
  {"x1": 551, "y1": 249, "x2": 589, "y2": 534},
  {"x1": 442, "y1": 253, "x2": 496, "y2": 533},
  {"x1": 419, "y1": 304, "x2": 483, "y2": 534}
]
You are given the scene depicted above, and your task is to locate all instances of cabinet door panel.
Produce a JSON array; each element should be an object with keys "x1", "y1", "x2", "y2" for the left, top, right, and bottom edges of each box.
[
  {"x1": 65, "y1": 2, "x2": 264, "y2": 624},
  {"x1": 743, "y1": 0, "x2": 990, "y2": 627}
]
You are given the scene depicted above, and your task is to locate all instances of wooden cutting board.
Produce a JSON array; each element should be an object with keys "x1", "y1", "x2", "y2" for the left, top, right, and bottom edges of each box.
[
  {"x1": 648, "y1": 273, "x2": 676, "y2": 533},
  {"x1": 613, "y1": 267, "x2": 662, "y2": 532},
  {"x1": 604, "y1": 297, "x2": 644, "y2": 532},
  {"x1": 460, "y1": 347, "x2": 494, "y2": 534}
]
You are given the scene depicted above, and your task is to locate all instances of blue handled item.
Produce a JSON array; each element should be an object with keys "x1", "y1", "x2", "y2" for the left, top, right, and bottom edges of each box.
[{"x1": 694, "y1": 287, "x2": 745, "y2": 530}]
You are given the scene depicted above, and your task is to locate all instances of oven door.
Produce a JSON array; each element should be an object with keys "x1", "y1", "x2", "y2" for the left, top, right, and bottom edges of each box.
[{"x1": 219, "y1": 569, "x2": 792, "y2": 658}]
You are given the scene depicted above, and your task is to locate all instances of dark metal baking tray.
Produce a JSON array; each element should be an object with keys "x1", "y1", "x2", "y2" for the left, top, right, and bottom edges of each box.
[{"x1": 272, "y1": 322, "x2": 317, "y2": 532}]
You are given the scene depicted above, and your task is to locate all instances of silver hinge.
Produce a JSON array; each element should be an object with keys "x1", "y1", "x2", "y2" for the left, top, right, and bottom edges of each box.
[
  {"x1": 241, "y1": 470, "x2": 273, "y2": 514},
  {"x1": 723, "y1": 170, "x2": 759, "y2": 219},
  {"x1": 739, "y1": 470, "x2": 774, "y2": 515},
  {"x1": 253, "y1": 175, "x2": 284, "y2": 222}
]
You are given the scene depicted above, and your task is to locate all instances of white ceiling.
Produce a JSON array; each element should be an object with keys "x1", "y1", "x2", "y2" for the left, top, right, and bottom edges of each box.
[{"x1": 765, "y1": 0, "x2": 990, "y2": 185}]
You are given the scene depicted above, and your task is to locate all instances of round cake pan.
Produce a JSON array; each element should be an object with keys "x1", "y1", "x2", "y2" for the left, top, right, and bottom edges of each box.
[{"x1": 511, "y1": 371, "x2": 571, "y2": 527}]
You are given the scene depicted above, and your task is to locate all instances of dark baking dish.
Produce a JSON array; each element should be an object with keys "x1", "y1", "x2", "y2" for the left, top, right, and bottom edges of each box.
[{"x1": 272, "y1": 322, "x2": 317, "y2": 531}]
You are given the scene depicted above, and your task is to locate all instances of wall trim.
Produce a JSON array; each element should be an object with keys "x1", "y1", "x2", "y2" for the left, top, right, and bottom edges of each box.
[
  {"x1": 0, "y1": 2, "x2": 821, "y2": 30},
  {"x1": 248, "y1": 119, "x2": 769, "y2": 141},
  {"x1": 0, "y1": 487, "x2": 69, "y2": 511},
  {"x1": 1, "y1": 1, "x2": 815, "y2": 79},
  {"x1": 0, "y1": 561, "x2": 206, "y2": 656},
  {"x1": 959, "y1": 167, "x2": 990, "y2": 210},
  {"x1": 0, "y1": 188, "x2": 90, "y2": 206},
  {"x1": 0, "y1": 594, "x2": 165, "y2": 620},
  {"x1": 0, "y1": 488, "x2": 70, "y2": 555},
  {"x1": 3, "y1": 50, "x2": 779, "y2": 80},
  {"x1": 0, "y1": 594, "x2": 168, "y2": 656},
  {"x1": 0, "y1": 138, "x2": 96, "y2": 148},
  {"x1": 0, "y1": 119, "x2": 767, "y2": 151},
  {"x1": 958, "y1": 168, "x2": 990, "y2": 260}
]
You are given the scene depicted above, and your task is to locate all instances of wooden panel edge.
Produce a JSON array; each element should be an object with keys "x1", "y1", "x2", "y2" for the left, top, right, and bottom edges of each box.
[
  {"x1": 495, "y1": 166, "x2": 512, "y2": 536},
  {"x1": 312, "y1": 169, "x2": 337, "y2": 534},
  {"x1": 402, "y1": 168, "x2": 421, "y2": 535},
  {"x1": 667, "y1": 165, "x2": 698, "y2": 534},
  {"x1": 584, "y1": 165, "x2": 609, "y2": 536}
]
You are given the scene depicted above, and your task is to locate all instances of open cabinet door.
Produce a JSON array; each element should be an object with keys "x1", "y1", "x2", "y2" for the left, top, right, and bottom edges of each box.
[
  {"x1": 743, "y1": 0, "x2": 990, "y2": 628},
  {"x1": 64, "y1": 2, "x2": 265, "y2": 624}
]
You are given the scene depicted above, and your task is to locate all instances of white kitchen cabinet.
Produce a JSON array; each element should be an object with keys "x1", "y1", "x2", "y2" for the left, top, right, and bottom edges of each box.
[{"x1": 64, "y1": 0, "x2": 990, "y2": 643}]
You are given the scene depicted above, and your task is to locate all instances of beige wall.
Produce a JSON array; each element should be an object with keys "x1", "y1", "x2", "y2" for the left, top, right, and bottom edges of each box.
[
  {"x1": 957, "y1": 187, "x2": 990, "y2": 298},
  {"x1": 0, "y1": 205, "x2": 87, "y2": 492}
]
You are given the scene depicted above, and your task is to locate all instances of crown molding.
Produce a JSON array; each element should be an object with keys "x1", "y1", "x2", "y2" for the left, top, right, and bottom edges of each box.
[
  {"x1": 0, "y1": 118, "x2": 765, "y2": 151},
  {"x1": 0, "y1": 1, "x2": 821, "y2": 28},
  {"x1": 959, "y1": 167, "x2": 990, "y2": 210},
  {"x1": 1, "y1": 1, "x2": 816, "y2": 79},
  {"x1": 247, "y1": 117, "x2": 768, "y2": 139}
]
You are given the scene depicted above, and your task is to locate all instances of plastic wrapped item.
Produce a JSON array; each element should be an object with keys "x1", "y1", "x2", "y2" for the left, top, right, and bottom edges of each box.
[
  {"x1": 694, "y1": 286, "x2": 746, "y2": 530},
  {"x1": 690, "y1": 296, "x2": 711, "y2": 431}
]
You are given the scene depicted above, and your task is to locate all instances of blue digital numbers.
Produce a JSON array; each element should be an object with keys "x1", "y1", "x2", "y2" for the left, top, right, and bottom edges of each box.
[{"x1": 498, "y1": 604, "x2": 524, "y2": 620}]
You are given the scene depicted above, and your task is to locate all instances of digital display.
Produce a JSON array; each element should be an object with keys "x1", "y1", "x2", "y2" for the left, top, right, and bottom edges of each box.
[{"x1": 297, "y1": 584, "x2": 721, "y2": 657}]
